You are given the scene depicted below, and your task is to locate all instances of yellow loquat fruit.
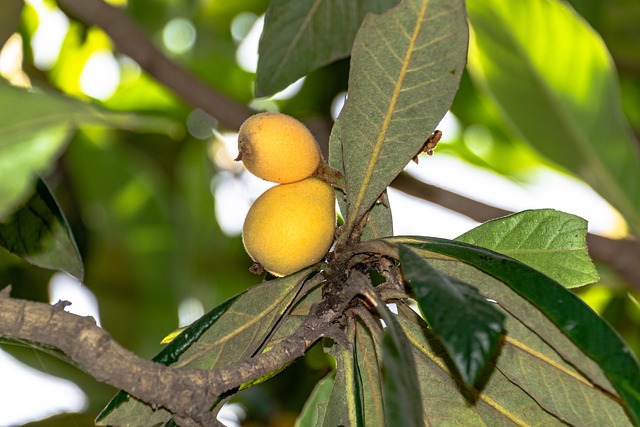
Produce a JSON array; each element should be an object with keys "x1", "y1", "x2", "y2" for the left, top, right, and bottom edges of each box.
[
  {"x1": 237, "y1": 112, "x2": 322, "y2": 184},
  {"x1": 242, "y1": 177, "x2": 335, "y2": 277}
]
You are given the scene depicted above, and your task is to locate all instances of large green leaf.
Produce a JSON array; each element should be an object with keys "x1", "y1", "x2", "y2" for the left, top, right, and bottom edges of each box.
[
  {"x1": 466, "y1": 0, "x2": 640, "y2": 234},
  {"x1": 0, "y1": 81, "x2": 173, "y2": 223},
  {"x1": 391, "y1": 236, "x2": 640, "y2": 424},
  {"x1": 397, "y1": 303, "x2": 632, "y2": 425},
  {"x1": 329, "y1": 119, "x2": 393, "y2": 241},
  {"x1": 399, "y1": 244, "x2": 505, "y2": 386},
  {"x1": 0, "y1": 81, "x2": 99, "y2": 221},
  {"x1": 0, "y1": 178, "x2": 84, "y2": 280},
  {"x1": 334, "y1": 0, "x2": 468, "y2": 237},
  {"x1": 456, "y1": 209, "x2": 599, "y2": 288},
  {"x1": 319, "y1": 343, "x2": 363, "y2": 427},
  {"x1": 256, "y1": 0, "x2": 398, "y2": 96},
  {"x1": 96, "y1": 268, "x2": 313, "y2": 426},
  {"x1": 380, "y1": 315, "x2": 422, "y2": 427},
  {"x1": 297, "y1": 318, "x2": 385, "y2": 427}
]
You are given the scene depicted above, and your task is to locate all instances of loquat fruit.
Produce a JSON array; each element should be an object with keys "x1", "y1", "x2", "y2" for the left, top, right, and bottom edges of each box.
[
  {"x1": 242, "y1": 177, "x2": 335, "y2": 277},
  {"x1": 237, "y1": 112, "x2": 321, "y2": 184}
]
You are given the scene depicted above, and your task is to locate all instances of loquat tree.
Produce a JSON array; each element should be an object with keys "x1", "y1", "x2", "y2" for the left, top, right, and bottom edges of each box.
[{"x1": 1, "y1": 0, "x2": 640, "y2": 426}]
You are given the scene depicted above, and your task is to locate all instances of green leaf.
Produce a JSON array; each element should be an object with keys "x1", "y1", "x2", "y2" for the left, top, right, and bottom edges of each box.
[
  {"x1": 329, "y1": 120, "x2": 393, "y2": 241},
  {"x1": 0, "y1": 178, "x2": 84, "y2": 280},
  {"x1": 381, "y1": 327, "x2": 422, "y2": 427},
  {"x1": 320, "y1": 344, "x2": 363, "y2": 427},
  {"x1": 398, "y1": 244, "x2": 505, "y2": 386},
  {"x1": 456, "y1": 209, "x2": 599, "y2": 288},
  {"x1": 397, "y1": 304, "x2": 632, "y2": 425},
  {"x1": 295, "y1": 372, "x2": 335, "y2": 427},
  {"x1": 348, "y1": 271, "x2": 423, "y2": 427},
  {"x1": 466, "y1": 0, "x2": 640, "y2": 234},
  {"x1": 335, "y1": 0, "x2": 467, "y2": 237},
  {"x1": 0, "y1": 81, "x2": 98, "y2": 221},
  {"x1": 256, "y1": 0, "x2": 399, "y2": 97},
  {"x1": 391, "y1": 235, "x2": 640, "y2": 425},
  {"x1": 0, "y1": 82, "x2": 171, "y2": 224},
  {"x1": 354, "y1": 320, "x2": 385, "y2": 427},
  {"x1": 97, "y1": 268, "x2": 313, "y2": 426},
  {"x1": 364, "y1": 197, "x2": 394, "y2": 240},
  {"x1": 308, "y1": 318, "x2": 385, "y2": 427}
]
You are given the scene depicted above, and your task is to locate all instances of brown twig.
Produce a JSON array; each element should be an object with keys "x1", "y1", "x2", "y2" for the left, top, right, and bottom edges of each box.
[{"x1": 390, "y1": 171, "x2": 640, "y2": 291}]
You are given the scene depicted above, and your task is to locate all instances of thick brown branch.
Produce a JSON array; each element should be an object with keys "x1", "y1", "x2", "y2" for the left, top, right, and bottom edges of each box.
[
  {"x1": 56, "y1": 0, "x2": 252, "y2": 131},
  {"x1": 0, "y1": 292, "x2": 218, "y2": 426},
  {"x1": 0, "y1": 287, "x2": 349, "y2": 426},
  {"x1": 391, "y1": 171, "x2": 640, "y2": 291}
]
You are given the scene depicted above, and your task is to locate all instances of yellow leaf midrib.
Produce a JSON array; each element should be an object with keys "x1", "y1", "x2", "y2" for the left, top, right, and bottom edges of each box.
[
  {"x1": 346, "y1": 0, "x2": 430, "y2": 234},
  {"x1": 175, "y1": 282, "x2": 301, "y2": 367}
]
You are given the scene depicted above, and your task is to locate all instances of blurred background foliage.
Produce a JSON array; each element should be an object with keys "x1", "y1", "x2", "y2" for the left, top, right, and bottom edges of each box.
[{"x1": 0, "y1": 0, "x2": 639, "y2": 425}]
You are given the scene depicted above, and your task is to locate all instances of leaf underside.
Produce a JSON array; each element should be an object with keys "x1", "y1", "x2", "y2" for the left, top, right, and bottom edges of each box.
[
  {"x1": 333, "y1": 0, "x2": 468, "y2": 236},
  {"x1": 0, "y1": 178, "x2": 84, "y2": 280},
  {"x1": 397, "y1": 303, "x2": 632, "y2": 426},
  {"x1": 390, "y1": 235, "x2": 640, "y2": 425},
  {"x1": 329, "y1": 119, "x2": 394, "y2": 240},
  {"x1": 97, "y1": 268, "x2": 313, "y2": 426}
]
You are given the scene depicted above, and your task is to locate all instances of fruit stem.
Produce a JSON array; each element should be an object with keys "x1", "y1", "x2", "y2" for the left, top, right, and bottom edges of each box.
[{"x1": 314, "y1": 160, "x2": 345, "y2": 190}]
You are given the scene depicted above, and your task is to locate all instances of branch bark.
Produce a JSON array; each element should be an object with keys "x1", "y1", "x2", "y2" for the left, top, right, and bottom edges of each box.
[{"x1": 0, "y1": 286, "x2": 346, "y2": 427}]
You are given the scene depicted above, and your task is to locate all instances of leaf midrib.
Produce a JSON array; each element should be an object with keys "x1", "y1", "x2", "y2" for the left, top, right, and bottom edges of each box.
[
  {"x1": 175, "y1": 285, "x2": 298, "y2": 366},
  {"x1": 347, "y1": 0, "x2": 430, "y2": 233}
]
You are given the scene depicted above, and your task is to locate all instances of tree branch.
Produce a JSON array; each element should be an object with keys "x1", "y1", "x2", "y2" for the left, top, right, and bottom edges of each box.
[
  {"x1": 390, "y1": 171, "x2": 640, "y2": 291},
  {"x1": 0, "y1": 286, "x2": 349, "y2": 426},
  {"x1": 56, "y1": 0, "x2": 252, "y2": 131},
  {"x1": 0, "y1": 287, "x2": 217, "y2": 426}
]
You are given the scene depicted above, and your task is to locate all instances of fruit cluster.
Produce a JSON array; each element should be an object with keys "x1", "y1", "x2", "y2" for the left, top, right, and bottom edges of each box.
[{"x1": 237, "y1": 112, "x2": 336, "y2": 277}]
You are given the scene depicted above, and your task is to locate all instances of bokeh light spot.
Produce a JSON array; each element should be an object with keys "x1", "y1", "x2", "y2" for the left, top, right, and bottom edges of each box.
[
  {"x1": 162, "y1": 17, "x2": 197, "y2": 55},
  {"x1": 231, "y1": 12, "x2": 258, "y2": 44},
  {"x1": 80, "y1": 51, "x2": 121, "y2": 100}
]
